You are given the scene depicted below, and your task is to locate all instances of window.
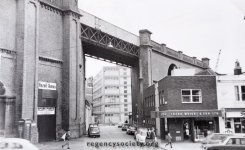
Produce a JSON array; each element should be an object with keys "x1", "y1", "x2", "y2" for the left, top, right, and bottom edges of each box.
[
  {"x1": 235, "y1": 86, "x2": 240, "y2": 101},
  {"x1": 124, "y1": 108, "x2": 128, "y2": 111},
  {"x1": 159, "y1": 91, "x2": 164, "y2": 105},
  {"x1": 225, "y1": 118, "x2": 231, "y2": 128},
  {"x1": 124, "y1": 104, "x2": 128, "y2": 107},
  {"x1": 124, "y1": 99, "x2": 127, "y2": 102},
  {"x1": 124, "y1": 81, "x2": 127, "y2": 84},
  {"x1": 124, "y1": 95, "x2": 127, "y2": 98},
  {"x1": 235, "y1": 85, "x2": 245, "y2": 101},
  {"x1": 181, "y1": 89, "x2": 202, "y2": 103},
  {"x1": 124, "y1": 90, "x2": 127, "y2": 93}
]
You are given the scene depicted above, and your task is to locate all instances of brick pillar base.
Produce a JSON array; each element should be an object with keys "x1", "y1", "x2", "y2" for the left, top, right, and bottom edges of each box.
[{"x1": 23, "y1": 119, "x2": 38, "y2": 143}]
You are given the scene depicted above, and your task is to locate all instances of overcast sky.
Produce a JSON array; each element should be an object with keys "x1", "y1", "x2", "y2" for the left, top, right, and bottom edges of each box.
[{"x1": 78, "y1": 0, "x2": 245, "y2": 77}]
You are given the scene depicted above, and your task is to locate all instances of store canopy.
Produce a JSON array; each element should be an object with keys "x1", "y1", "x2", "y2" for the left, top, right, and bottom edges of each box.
[{"x1": 151, "y1": 110, "x2": 222, "y2": 118}]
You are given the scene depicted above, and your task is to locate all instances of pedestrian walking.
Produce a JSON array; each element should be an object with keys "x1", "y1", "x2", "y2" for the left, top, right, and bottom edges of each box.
[
  {"x1": 165, "y1": 132, "x2": 173, "y2": 148},
  {"x1": 150, "y1": 127, "x2": 157, "y2": 143},
  {"x1": 147, "y1": 128, "x2": 151, "y2": 139},
  {"x1": 61, "y1": 130, "x2": 71, "y2": 149}
]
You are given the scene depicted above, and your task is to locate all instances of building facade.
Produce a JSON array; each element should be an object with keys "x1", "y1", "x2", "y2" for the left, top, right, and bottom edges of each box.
[
  {"x1": 92, "y1": 66, "x2": 132, "y2": 124},
  {"x1": 148, "y1": 75, "x2": 221, "y2": 142},
  {"x1": 0, "y1": 0, "x2": 84, "y2": 143},
  {"x1": 217, "y1": 61, "x2": 245, "y2": 134}
]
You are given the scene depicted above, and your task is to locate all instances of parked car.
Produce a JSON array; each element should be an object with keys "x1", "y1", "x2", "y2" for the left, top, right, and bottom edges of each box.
[
  {"x1": 122, "y1": 124, "x2": 130, "y2": 131},
  {"x1": 118, "y1": 122, "x2": 123, "y2": 128},
  {"x1": 201, "y1": 133, "x2": 237, "y2": 150},
  {"x1": 206, "y1": 135, "x2": 245, "y2": 150},
  {"x1": 88, "y1": 126, "x2": 100, "y2": 137},
  {"x1": 88, "y1": 123, "x2": 98, "y2": 134},
  {"x1": 0, "y1": 138, "x2": 39, "y2": 150},
  {"x1": 126, "y1": 125, "x2": 137, "y2": 135},
  {"x1": 134, "y1": 127, "x2": 148, "y2": 144}
]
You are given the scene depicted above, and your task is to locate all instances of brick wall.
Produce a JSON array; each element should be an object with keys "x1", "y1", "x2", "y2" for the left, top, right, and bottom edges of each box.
[{"x1": 158, "y1": 76, "x2": 218, "y2": 111}]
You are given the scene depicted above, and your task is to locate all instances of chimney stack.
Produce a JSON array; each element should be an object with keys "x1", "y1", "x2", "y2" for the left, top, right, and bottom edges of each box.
[
  {"x1": 234, "y1": 60, "x2": 242, "y2": 75},
  {"x1": 202, "y1": 57, "x2": 210, "y2": 68}
]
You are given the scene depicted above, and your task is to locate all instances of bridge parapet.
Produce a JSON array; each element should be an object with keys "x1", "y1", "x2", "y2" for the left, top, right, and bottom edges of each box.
[
  {"x1": 79, "y1": 9, "x2": 140, "y2": 46},
  {"x1": 151, "y1": 40, "x2": 205, "y2": 68}
]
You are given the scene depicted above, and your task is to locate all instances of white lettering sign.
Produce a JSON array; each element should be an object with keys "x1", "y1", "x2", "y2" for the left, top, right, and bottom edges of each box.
[
  {"x1": 37, "y1": 107, "x2": 55, "y2": 115},
  {"x1": 38, "y1": 81, "x2": 56, "y2": 90}
]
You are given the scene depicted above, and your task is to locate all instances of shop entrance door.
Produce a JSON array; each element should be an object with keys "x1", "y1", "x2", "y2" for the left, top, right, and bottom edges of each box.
[
  {"x1": 38, "y1": 115, "x2": 56, "y2": 142},
  {"x1": 183, "y1": 119, "x2": 191, "y2": 140},
  {"x1": 234, "y1": 118, "x2": 242, "y2": 133},
  {"x1": 37, "y1": 89, "x2": 58, "y2": 142}
]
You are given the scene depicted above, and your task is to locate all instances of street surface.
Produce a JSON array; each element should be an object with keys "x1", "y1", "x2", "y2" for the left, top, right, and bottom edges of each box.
[{"x1": 37, "y1": 125, "x2": 202, "y2": 150}]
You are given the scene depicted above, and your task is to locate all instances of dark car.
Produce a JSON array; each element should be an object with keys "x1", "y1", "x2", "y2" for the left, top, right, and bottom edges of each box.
[
  {"x1": 126, "y1": 125, "x2": 137, "y2": 135},
  {"x1": 206, "y1": 135, "x2": 245, "y2": 150},
  {"x1": 88, "y1": 127, "x2": 100, "y2": 137},
  {"x1": 122, "y1": 124, "x2": 130, "y2": 131}
]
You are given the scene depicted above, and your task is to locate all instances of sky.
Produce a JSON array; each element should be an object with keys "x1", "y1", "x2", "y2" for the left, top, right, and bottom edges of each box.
[{"x1": 78, "y1": 0, "x2": 245, "y2": 77}]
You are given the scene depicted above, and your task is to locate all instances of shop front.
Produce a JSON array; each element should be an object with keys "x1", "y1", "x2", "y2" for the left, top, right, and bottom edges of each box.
[
  {"x1": 37, "y1": 81, "x2": 58, "y2": 142},
  {"x1": 220, "y1": 109, "x2": 245, "y2": 134},
  {"x1": 153, "y1": 110, "x2": 221, "y2": 142}
]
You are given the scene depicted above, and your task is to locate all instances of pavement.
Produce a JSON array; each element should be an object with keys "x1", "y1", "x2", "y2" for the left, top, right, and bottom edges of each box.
[{"x1": 36, "y1": 125, "x2": 202, "y2": 150}]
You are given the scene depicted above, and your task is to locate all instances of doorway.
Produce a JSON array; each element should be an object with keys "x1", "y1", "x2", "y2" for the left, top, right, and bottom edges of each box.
[
  {"x1": 183, "y1": 119, "x2": 191, "y2": 140},
  {"x1": 38, "y1": 115, "x2": 56, "y2": 142}
]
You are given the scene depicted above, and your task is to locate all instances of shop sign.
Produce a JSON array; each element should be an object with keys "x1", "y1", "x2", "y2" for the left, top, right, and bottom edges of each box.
[
  {"x1": 226, "y1": 111, "x2": 245, "y2": 118},
  {"x1": 38, "y1": 81, "x2": 56, "y2": 90},
  {"x1": 153, "y1": 110, "x2": 222, "y2": 118},
  {"x1": 37, "y1": 107, "x2": 55, "y2": 115}
]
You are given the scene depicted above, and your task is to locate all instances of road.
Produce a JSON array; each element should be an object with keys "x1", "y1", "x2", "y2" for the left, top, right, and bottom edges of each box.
[{"x1": 37, "y1": 125, "x2": 202, "y2": 150}]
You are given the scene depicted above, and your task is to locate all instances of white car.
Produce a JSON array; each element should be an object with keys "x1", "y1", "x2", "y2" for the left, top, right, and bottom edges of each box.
[
  {"x1": 135, "y1": 128, "x2": 148, "y2": 144},
  {"x1": 0, "y1": 138, "x2": 39, "y2": 150}
]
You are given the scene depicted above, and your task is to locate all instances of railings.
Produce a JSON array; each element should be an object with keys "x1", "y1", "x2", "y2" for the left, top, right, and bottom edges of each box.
[{"x1": 80, "y1": 24, "x2": 140, "y2": 57}]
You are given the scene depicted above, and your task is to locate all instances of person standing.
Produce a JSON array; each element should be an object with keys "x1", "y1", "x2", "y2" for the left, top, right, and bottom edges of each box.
[
  {"x1": 165, "y1": 132, "x2": 173, "y2": 148},
  {"x1": 151, "y1": 127, "x2": 157, "y2": 143},
  {"x1": 62, "y1": 130, "x2": 71, "y2": 149}
]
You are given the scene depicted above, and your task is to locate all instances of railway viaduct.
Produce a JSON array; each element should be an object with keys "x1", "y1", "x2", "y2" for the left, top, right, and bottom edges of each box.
[{"x1": 0, "y1": 0, "x2": 209, "y2": 142}]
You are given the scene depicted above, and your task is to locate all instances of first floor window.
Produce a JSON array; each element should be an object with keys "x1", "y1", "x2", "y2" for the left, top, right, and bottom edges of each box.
[
  {"x1": 235, "y1": 85, "x2": 245, "y2": 101},
  {"x1": 181, "y1": 89, "x2": 202, "y2": 103}
]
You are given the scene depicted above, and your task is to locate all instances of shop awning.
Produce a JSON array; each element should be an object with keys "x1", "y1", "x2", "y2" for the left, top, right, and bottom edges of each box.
[{"x1": 151, "y1": 110, "x2": 222, "y2": 118}]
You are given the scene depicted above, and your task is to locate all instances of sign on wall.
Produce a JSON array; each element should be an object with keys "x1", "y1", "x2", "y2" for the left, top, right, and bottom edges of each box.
[
  {"x1": 151, "y1": 110, "x2": 222, "y2": 118},
  {"x1": 37, "y1": 107, "x2": 55, "y2": 115},
  {"x1": 38, "y1": 81, "x2": 56, "y2": 90}
]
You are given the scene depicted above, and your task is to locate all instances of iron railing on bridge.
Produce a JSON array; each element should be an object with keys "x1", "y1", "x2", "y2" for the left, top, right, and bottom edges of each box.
[{"x1": 80, "y1": 23, "x2": 140, "y2": 57}]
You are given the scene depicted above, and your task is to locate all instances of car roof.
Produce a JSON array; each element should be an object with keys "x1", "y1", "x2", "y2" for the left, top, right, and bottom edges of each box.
[{"x1": 227, "y1": 135, "x2": 245, "y2": 138}]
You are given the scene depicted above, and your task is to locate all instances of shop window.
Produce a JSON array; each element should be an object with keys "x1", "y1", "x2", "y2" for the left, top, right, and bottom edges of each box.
[
  {"x1": 225, "y1": 119, "x2": 231, "y2": 128},
  {"x1": 181, "y1": 89, "x2": 202, "y2": 103}
]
